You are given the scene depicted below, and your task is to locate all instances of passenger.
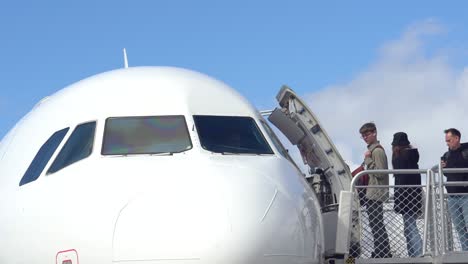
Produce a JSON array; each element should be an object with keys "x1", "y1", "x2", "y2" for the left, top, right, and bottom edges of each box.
[
  {"x1": 359, "y1": 122, "x2": 392, "y2": 258},
  {"x1": 441, "y1": 128, "x2": 468, "y2": 251},
  {"x1": 391, "y1": 132, "x2": 423, "y2": 257}
]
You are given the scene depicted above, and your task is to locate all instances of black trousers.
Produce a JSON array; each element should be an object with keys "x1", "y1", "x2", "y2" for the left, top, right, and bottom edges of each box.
[{"x1": 367, "y1": 199, "x2": 391, "y2": 257}]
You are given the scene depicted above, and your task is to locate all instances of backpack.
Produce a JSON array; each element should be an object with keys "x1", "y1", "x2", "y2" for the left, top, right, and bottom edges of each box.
[
  {"x1": 352, "y1": 144, "x2": 384, "y2": 184},
  {"x1": 352, "y1": 144, "x2": 384, "y2": 205}
]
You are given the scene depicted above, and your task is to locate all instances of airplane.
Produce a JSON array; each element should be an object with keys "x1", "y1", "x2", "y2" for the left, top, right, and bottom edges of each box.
[{"x1": 0, "y1": 66, "x2": 355, "y2": 263}]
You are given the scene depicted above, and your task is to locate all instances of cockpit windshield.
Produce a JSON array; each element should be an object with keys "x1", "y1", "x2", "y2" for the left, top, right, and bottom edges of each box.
[
  {"x1": 102, "y1": 116, "x2": 192, "y2": 155},
  {"x1": 193, "y1": 115, "x2": 273, "y2": 155}
]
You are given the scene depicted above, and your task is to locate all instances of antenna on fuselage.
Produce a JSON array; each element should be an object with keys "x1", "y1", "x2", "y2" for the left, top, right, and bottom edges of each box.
[{"x1": 123, "y1": 48, "x2": 129, "y2": 68}]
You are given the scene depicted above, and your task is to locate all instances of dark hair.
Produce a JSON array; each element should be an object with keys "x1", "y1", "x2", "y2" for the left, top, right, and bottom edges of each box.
[
  {"x1": 444, "y1": 128, "x2": 461, "y2": 138},
  {"x1": 359, "y1": 122, "x2": 376, "y2": 134}
]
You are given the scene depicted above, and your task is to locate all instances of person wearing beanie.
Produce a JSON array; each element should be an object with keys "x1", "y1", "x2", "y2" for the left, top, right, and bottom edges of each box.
[{"x1": 391, "y1": 132, "x2": 423, "y2": 257}]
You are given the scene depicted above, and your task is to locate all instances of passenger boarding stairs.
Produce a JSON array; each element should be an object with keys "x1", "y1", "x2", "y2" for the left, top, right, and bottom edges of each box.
[
  {"x1": 337, "y1": 165, "x2": 468, "y2": 264},
  {"x1": 264, "y1": 85, "x2": 468, "y2": 263}
]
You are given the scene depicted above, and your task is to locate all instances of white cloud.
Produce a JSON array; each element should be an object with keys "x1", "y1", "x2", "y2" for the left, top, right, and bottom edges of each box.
[{"x1": 303, "y1": 20, "x2": 468, "y2": 169}]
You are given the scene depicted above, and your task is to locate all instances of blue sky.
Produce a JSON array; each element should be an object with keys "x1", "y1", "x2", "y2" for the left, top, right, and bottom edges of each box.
[{"x1": 1, "y1": 1, "x2": 468, "y2": 167}]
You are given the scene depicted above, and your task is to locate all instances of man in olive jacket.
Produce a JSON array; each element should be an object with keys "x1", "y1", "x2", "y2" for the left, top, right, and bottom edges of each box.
[{"x1": 360, "y1": 122, "x2": 392, "y2": 258}]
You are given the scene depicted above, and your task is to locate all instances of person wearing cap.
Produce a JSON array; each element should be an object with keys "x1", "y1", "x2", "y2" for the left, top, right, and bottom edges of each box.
[
  {"x1": 441, "y1": 128, "x2": 468, "y2": 251},
  {"x1": 391, "y1": 132, "x2": 423, "y2": 257},
  {"x1": 359, "y1": 122, "x2": 392, "y2": 258}
]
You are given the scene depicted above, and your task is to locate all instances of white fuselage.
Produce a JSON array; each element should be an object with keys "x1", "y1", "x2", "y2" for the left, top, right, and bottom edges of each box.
[{"x1": 0, "y1": 67, "x2": 324, "y2": 264}]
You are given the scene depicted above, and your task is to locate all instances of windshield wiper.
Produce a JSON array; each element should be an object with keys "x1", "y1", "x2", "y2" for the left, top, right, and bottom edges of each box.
[
  {"x1": 219, "y1": 151, "x2": 272, "y2": 156},
  {"x1": 109, "y1": 152, "x2": 175, "y2": 157},
  {"x1": 149, "y1": 152, "x2": 174, "y2": 156},
  {"x1": 220, "y1": 151, "x2": 241, "y2": 155}
]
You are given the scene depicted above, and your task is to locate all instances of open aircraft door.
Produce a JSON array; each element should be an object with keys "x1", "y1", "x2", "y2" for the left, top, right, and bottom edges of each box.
[{"x1": 268, "y1": 85, "x2": 358, "y2": 259}]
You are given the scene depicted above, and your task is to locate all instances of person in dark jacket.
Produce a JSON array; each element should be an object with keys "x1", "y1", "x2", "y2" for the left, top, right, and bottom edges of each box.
[
  {"x1": 391, "y1": 132, "x2": 423, "y2": 257},
  {"x1": 441, "y1": 128, "x2": 468, "y2": 251}
]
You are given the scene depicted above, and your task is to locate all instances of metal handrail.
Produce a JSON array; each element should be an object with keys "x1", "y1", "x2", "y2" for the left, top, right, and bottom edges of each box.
[
  {"x1": 348, "y1": 166, "x2": 468, "y2": 259},
  {"x1": 438, "y1": 163, "x2": 446, "y2": 254},
  {"x1": 350, "y1": 169, "x2": 428, "y2": 191},
  {"x1": 436, "y1": 165, "x2": 468, "y2": 254},
  {"x1": 422, "y1": 168, "x2": 432, "y2": 256},
  {"x1": 440, "y1": 168, "x2": 468, "y2": 174},
  {"x1": 351, "y1": 168, "x2": 432, "y2": 258},
  {"x1": 430, "y1": 170, "x2": 439, "y2": 256}
]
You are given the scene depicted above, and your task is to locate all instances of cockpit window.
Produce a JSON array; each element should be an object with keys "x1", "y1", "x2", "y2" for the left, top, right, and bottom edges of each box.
[
  {"x1": 193, "y1": 115, "x2": 274, "y2": 155},
  {"x1": 259, "y1": 119, "x2": 303, "y2": 172},
  {"x1": 19, "y1": 127, "x2": 69, "y2": 186},
  {"x1": 47, "y1": 121, "x2": 96, "y2": 174},
  {"x1": 259, "y1": 120, "x2": 290, "y2": 158},
  {"x1": 101, "y1": 116, "x2": 192, "y2": 155}
]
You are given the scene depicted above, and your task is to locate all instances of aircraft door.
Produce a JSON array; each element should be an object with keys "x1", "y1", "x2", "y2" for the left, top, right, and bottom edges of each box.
[
  {"x1": 268, "y1": 85, "x2": 352, "y2": 200},
  {"x1": 268, "y1": 85, "x2": 358, "y2": 259}
]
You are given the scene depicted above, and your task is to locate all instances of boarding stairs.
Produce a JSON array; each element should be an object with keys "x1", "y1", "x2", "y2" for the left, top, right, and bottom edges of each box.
[{"x1": 335, "y1": 166, "x2": 468, "y2": 264}]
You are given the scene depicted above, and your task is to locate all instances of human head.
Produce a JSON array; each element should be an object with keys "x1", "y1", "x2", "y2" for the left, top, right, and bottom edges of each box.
[
  {"x1": 444, "y1": 128, "x2": 461, "y2": 150},
  {"x1": 391, "y1": 132, "x2": 411, "y2": 156},
  {"x1": 391, "y1": 132, "x2": 410, "y2": 146},
  {"x1": 359, "y1": 122, "x2": 377, "y2": 145}
]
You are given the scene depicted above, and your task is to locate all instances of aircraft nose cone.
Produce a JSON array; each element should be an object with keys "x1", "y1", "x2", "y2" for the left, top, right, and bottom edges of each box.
[{"x1": 112, "y1": 167, "x2": 309, "y2": 263}]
